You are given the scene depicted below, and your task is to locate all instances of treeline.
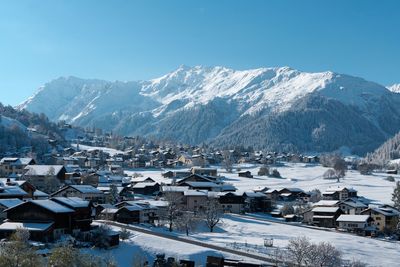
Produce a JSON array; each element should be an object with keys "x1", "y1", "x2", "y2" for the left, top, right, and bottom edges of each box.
[{"x1": 366, "y1": 131, "x2": 400, "y2": 167}]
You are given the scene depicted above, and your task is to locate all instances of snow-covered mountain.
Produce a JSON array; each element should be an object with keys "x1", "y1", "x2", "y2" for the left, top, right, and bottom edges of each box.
[
  {"x1": 19, "y1": 66, "x2": 400, "y2": 155},
  {"x1": 388, "y1": 84, "x2": 400, "y2": 93}
]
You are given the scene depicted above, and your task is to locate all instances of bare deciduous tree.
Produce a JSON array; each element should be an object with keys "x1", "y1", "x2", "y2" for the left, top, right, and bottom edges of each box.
[
  {"x1": 163, "y1": 191, "x2": 183, "y2": 232},
  {"x1": 203, "y1": 198, "x2": 223, "y2": 232}
]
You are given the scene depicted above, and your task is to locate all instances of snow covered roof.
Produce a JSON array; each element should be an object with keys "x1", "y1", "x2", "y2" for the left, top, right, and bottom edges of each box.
[
  {"x1": 52, "y1": 197, "x2": 89, "y2": 208},
  {"x1": 313, "y1": 200, "x2": 339, "y2": 207},
  {"x1": 33, "y1": 190, "x2": 49, "y2": 197},
  {"x1": 324, "y1": 186, "x2": 357, "y2": 193},
  {"x1": 184, "y1": 190, "x2": 208, "y2": 196},
  {"x1": 312, "y1": 206, "x2": 340, "y2": 213},
  {"x1": 122, "y1": 204, "x2": 145, "y2": 211},
  {"x1": 0, "y1": 222, "x2": 53, "y2": 231},
  {"x1": 0, "y1": 186, "x2": 28, "y2": 197},
  {"x1": 0, "y1": 198, "x2": 23, "y2": 208},
  {"x1": 69, "y1": 185, "x2": 103, "y2": 194},
  {"x1": 243, "y1": 191, "x2": 266, "y2": 198},
  {"x1": 132, "y1": 182, "x2": 159, "y2": 189},
  {"x1": 183, "y1": 181, "x2": 220, "y2": 188},
  {"x1": 24, "y1": 165, "x2": 64, "y2": 176},
  {"x1": 161, "y1": 186, "x2": 189, "y2": 192},
  {"x1": 30, "y1": 200, "x2": 74, "y2": 213},
  {"x1": 337, "y1": 215, "x2": 370, "y2": 223}
]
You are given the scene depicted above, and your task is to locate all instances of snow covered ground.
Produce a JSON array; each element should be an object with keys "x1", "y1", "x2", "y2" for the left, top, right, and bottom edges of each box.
[
  {"x1": 112, "y1": 163, "x2": 400, "y2": 266},
  {"x1": 127, "y1": 162, "x2": 399, "y2": 205},
  {"x1": 84, "y1": 224, "x2": 260, "y2": 267},
  {"x1": 71, "y1": 144, "x2": 124, "y2": 157}
]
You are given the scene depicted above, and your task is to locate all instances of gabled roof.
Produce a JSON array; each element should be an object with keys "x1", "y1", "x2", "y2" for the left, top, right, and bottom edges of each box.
[
  {"x1": 312, "y1": 206, "x2": 340, "y2": 213},
  {"x1": 0, "y1": 222, "x2": 54, "y2": 231},
  {"x1": 7, "y1": 199, "x2": 74, "y2": 213},
  {"x1": 0, "y1": 186, "x2": 28, "y2": 197},
  {"x1": 0, "y1": 198, "x2": 24, "y2": 209},
  {"x1": 24, "y1": 165, "x2": 65, "y2": 176},
  {"x1": 337, "y1": 215, "x2": 370, "y2": 223},
  {"x1": 52, "y1": 197, "x2": 89, "y2": 208},
  {"x1": 68, "y1": 185, "x2": 103, "y2": 194}
]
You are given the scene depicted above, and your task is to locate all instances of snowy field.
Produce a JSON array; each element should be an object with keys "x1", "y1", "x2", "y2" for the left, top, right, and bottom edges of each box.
[
  {"x1": 116, "y1": 163, "x2": 400, "y2": 266},
  {"x1": 127, "y1": 162, "x2": 399, "y2": 205},
  {"x1": 84, "y1": 224, "x2": 260, "y2": 267},
  {"x1": 71, "y1": 144, "x2": 124, "y2": 157}
]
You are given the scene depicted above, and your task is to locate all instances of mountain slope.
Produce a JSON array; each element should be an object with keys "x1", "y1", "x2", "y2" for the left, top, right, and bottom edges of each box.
[
  {"x1": 19, "y1": 66, "x2": 400, "y2": 155},
  {"x1": 388, "y1": 84, "x2": 400, "y2": 93}
]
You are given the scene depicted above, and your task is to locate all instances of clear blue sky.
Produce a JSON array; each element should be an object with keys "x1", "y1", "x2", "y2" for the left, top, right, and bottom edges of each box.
[{"x1": 0, "y1": 0, "x2": 399, "y2": 105}]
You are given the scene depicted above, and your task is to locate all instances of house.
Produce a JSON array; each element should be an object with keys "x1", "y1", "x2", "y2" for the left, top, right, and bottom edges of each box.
[
  {"x1": 243, "y1": 191, "x2": 271, "y2": 212},
  {"x1": 183, "y1": 190, "x2": 208, "y2": 211},
  {"x1": 218, "y1": 192, "x2": 245, "y2": 214},
  {"x1": 23, "y1": 165, "x2": 67, "y2": 190},
  {"x1": 361, "y1": 205, "x2": 400, "y2": 232},
  {"x1": 51, "y1": 197, "x2": 92, "y2": 232},
  {"x1": 337, "y1": 198, "x2": 368, "y2": 215},
  {"x1": 0, "y1": 157, "x2": 36, "y2": 176},
  {"x1": 0, "y1": 222, "x2": 54, "y2": 242},
  {"x1": 311, "y1": 206, "x2": 342, "y2": 228},
  {"x1": 278, "y1": 188, "x2": 307, "y2": 202},
  {"x1": 191, "y1": 167, "x2": 217, "y2": 177},
  {"x1": 131, "y1": 182, "x2": 160, "y2": 195},
  {"x1": 179, "y1": 181, "x2": 220, "y2": 191},
  {"x1": 1, "y1": 199, "x2": 75, "y2": 241},
  {"x1": 238, "y1": 171, "x2": 253, "y2": 178},
  {"x1": 264, "y1": 189, "x2": 280, "y2": 202},
  {"x1": 336, "y1": 214, "x2": 375, "y2": 235},
  {"x1": 0, "y1": 198, "x2": 23, "y2": 221},
  {"x1": 322, "y1": 186, "x2": 358, "y2": 201},
  {"x1": 51, "y1": 185, "x2": 105, "y2": 203},
  {"x1": 114, "y1": 201, "x2": 157, "y2": 224}
]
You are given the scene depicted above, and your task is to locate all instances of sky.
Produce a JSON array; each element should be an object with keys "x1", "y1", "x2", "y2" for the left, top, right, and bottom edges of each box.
[{"x1": 0, "y1": 0, "x2": 399, "y2": 105}]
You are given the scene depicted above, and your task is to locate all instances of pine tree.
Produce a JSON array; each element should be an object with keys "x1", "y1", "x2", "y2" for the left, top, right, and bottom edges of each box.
[{"x1": 392, "y1": 181, "x2": 400, "y2": 210}]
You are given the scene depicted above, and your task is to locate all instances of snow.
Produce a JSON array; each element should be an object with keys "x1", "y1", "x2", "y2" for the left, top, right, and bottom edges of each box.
[
  {"x1": 336, "y1": 215, "x2": 370, "y2": 222},
  {"x1": 0, "y1": 198, "x2": 23, "y2": 208},
  {"x1": 24, "y1": 165, "x2": 64, "y2": 176},
  {"x1": 71, "y1": 143, "x2": 124, "y2": 157},
  {"x1": 388, "y1": 83, "x2": 400, "y2": 93},
  {"x1": 84, "y1": 223, "x2": 262, "y2": 267},
  {"x1": 69, "y1": 185, "x2": 103, "y2": 194},
  {"x1": 0, "y1": 222, "x2": 53, "y2": 231},
  {"x1": 31, "y1": 200, "x2": 74, "y2": 213},
  {"x1": 52, "y1": 197, "x2": 89, "y2": 208},
  {"x1": 215, "y1": 163, "x2": 398, "y2": 205}
]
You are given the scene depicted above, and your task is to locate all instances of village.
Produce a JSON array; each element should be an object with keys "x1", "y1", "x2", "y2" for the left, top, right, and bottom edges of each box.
[{"x1": 0, "y1": 127, "x2": 399, "y2": 267}]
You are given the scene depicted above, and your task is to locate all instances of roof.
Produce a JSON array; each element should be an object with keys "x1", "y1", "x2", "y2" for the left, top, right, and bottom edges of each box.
[
  {"x1": 26, "y1": 200, "x2": 74, "y2": 213},
  {"x1": 132, "y1": 182, "x2": 159, "y2": 189},
  {"x1": 337, "y1": 215, "x2": 370, "y2": 223},
  {"x1": 33, "y1": 190, "x2": 49, "y2": 197},
  {"x1": 324, "y1": 186, "x2": 357, "y2": 193},
  {"x1": 24, "y1": 165, "x2": 64, "y2": 176},
  {"x1": 0, "y1": 186, "x2": 28, "y2": 197},
  {"x1": 69, "y1": 185, "x2": 103, "y2": 194},
  {"x1": 0, "y1": 222, "x2": 53, "y2": 231},
  {"x1": 52, "y1": 197, "x2": 89, "y2": 208},
  {"x1": 313, "y1": 200, "x2": 339, "y2": 207},
  {"x1": 184, "y1": 190, "x2": 208, "y2": 196},
  {"x1": 243, "y1": 191, "x2": 266, "y2": 198},
  {"x1": 312, "y1": 206, "x2": 340, "y2": 213},
  {"x1": 182, "y1": 181, "x2": 220, "y2": 188},
  {"x1": 122, "y1": 204, "x2": 145, "y2": 212},
  {"x1": 0, "y1": 198, "x2": 24, "y2": 208},
  {"x1": 161, "y1": 186, "x2": 189, "y2": 192}
]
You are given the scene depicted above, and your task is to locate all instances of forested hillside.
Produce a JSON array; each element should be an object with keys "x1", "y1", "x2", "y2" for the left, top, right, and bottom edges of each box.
[{"x1": 0, "y1": 103, "x2": 64, "y2": 156}]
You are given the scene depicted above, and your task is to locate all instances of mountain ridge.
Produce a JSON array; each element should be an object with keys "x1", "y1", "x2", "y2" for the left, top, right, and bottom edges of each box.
[{"x1": 18, "y1": 65, "x2": 400, "y2": 155}]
